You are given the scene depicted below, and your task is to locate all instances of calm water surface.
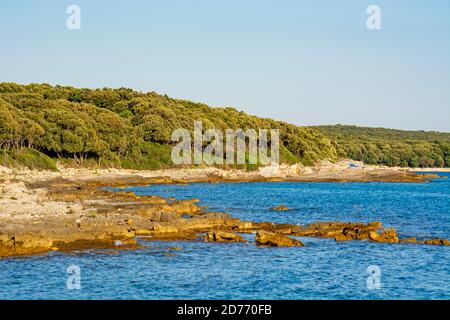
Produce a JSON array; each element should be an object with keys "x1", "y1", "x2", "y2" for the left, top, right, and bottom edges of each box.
[{"x1": 1, "y1": 173, "x2": 449, "y2": 299}]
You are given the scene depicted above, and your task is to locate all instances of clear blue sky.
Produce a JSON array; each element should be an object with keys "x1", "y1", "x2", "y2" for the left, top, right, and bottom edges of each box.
[{"x1": 1, "y1": 0, "x2": 449, "y2": 132}]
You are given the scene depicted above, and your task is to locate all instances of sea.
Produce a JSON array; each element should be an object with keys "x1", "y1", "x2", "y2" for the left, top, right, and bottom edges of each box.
[{"x1": 1, "y1": 173, "x2": 449, "y2": 299}]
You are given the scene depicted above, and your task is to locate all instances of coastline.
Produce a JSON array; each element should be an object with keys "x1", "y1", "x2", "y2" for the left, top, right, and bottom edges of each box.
[
  {"x1": 409, "y1": 168, "x2": 450, "y2": 173},
  {"x1": 1, "y1": 160, "x2": 448, "y2": 258}
]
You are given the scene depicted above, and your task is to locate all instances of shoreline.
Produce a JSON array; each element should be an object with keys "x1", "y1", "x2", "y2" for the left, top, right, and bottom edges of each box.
[
  {"x1": 1, "y1": 161, "x2": 449, "y2": 258},
  {"x1": 409, "y1": 168, "x2": 450, "y2": 173}
]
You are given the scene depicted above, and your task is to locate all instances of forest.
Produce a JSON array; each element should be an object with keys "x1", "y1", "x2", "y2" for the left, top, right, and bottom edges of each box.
[
  {"x1": 0, "y1": 82, "x2": 448, "y2": 170},
  {"x1": 0, "y1": 83, "x2": 335, "y2": 170},
  {"x1": 312, "y1": 125, "x2": 450, "y2": 168}
]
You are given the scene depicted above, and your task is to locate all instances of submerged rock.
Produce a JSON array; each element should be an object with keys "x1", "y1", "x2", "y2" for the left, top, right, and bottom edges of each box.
[
  {"x1": 271, "y1": 205, "x2": 289, "y2": 211},
  {"x1": 420, "y1": 239, "x2": 450, "y2": 246},
  {"x1": 205, "y1": 230, "x2": 245, "y2": 242},
  {"x1": 255, "y1": 230, "x2": 303, "y2": 247},
  {"x1": 399, "y1": 237, "x2": 417, "y2": 244},
  {"x1": 399, "y1": 237, "x2": 450, "y2": 246},
  {"x1": 167, "y1": 246, "x2": 182, "y2": 251}
]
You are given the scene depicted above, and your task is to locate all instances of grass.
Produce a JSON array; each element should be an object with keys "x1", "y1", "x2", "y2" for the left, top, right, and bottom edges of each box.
[{"x1": 0, "y1": 148, "x2": 57, "y2": 171}]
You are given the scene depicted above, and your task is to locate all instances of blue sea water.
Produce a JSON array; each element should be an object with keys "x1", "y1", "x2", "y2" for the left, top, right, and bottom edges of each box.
[{"x1": 1, "y1": 173, "x2": 449, "y2": 300}]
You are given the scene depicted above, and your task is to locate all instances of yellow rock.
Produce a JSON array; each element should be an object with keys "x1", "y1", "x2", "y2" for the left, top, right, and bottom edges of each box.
[
  {"x1": 255, "y1": 230, "x2": 303, "y2": 247},
  {"x1": 369, "y1": 228, "x2": 399, "y2": 243},
  {"x1": 135, "y1": 229, "x2": 152, "y2": 236},
  {"x1": 271, "y1": 205, "x2": 289, "y2": 211},
  {"x1": 206, "y1": 231, "x2": 245, "y2": 242}
]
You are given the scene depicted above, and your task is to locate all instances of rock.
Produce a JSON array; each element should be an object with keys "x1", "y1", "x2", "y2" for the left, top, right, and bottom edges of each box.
[
  {"x1": 171, "y1": 199, "x2": 201, "y2": 214},
  {"x1": 150, "y1": 212, "x2": 251, "y2": 236},
  {"x1": 139, "y1": 204, "x2": 173, "y2": 220},
  {"x1": 153, "y1": 224, "x2": 180, "y2": 234},
  {"x1": 135, "y1": 229, "x2": 152, "y2": 236},
  {"x1": 340, "y1": 226, "x2": 365, "y2": 240},
  {"x1": 0, "y1": 233, "x2": 53, "y2": 257},
  {"x1": 254, "y1": 222, "x2": 301, "y2": 235},
  {"x1": 271, "y1": 205, "x2": 289, "y2": 211},
  {"x1": 164, "y1": 252, "x2": 176, "y2": 257},
  {"x1": 156, "y1": 211, "x2": 178, "y2": 221},
  {"x1": 368, "y1": 221, "x2": 383, "y2": 229},
  {"x1": 255, "y1": 230, "x2": 303, "y2": 247},
  {"x1": 368, "y1": 231, "x2": 381, "y2": 242},
  {"x1": 369, "y1": 228, "x2": 399, "y2": 243},
  {"x1": 380, "y1": 228, "x2": 399, "y2": 243},
  {"x1": 292, "y1": 221, "x2": 382, "y2": 240},
  {"x1": 420, "y1": 239, "x2": 450, "y2": 246},
  {"x1": 335, "y1": 234, "x2": 353, "y2": 242},
  {"x1": 417, "y1": 173, "x2": 441, "y2": 180},
  {"x1": 399, "y1": 237, "x2": 417, "y2": 244},
  {"x1": 167, "y1": 246, "x2": 182, "y2": 251},
  {"x1": 332, "y1": 225, "x2": 376, "y2": 241},
  {"x1": 234, "y1": 221, "x2": 254, "y2": 230},
  {"x1": 206, "y1": 230, "x2": 245, "y2": 242}
]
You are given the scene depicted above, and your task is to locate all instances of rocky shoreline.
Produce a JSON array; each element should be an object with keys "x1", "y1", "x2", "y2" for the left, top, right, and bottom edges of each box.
[{"x1": 1, "y1": 162, "x2": 448, "y2": 258}]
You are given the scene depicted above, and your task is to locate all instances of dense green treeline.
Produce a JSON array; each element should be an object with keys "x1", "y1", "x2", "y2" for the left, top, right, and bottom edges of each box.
[
  {"x1": 313, "y1": 125, "x2": 450, "y2": 168},
  {"x1": 1, "y1": 83, "x2": 448, "y2": 170},
  {"x1": 0, "y1": 83, "x2": 336, "y2": 170}
]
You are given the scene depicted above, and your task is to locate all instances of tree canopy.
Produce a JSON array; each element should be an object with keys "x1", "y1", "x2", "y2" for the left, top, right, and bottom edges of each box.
[
  {"x1": 312, "y1": 125, "x2": 450, "y2": 168},
  {"x1": 1, "y1": 83, "x2": 448, "y2": 170}
]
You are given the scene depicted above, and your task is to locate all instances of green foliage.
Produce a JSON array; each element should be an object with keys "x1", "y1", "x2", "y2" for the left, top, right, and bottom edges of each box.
[
  {"x1": 0, "y1": 148, "x2": 57, "y2": 170},
  {"x1": 313, "y1": 125, "x2": 450, "y2": 168},
  {"x1": 0, "y1": 82, "x2": 339, "y2": 169},
  {"x1": 1, "y1": 83, "x2": 447, "y2": 170},
  {"x1": 120, "y1": 142, "x2": 172, "y2": 170},
  {"x1": 279, "y1": 144, "x2": 301, "y2": 165}
]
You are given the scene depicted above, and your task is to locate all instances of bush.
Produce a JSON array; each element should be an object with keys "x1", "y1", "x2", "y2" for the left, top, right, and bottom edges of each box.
[{"x1": 1, "y1": 148, "x2": 57, "y2": 170}]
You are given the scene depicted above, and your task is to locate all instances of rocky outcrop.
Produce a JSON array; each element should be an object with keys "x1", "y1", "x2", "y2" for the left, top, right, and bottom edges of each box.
[
  {"x1": 137, "y1": 199, "x2": 201, "y2": 220},
  {"x1": 290, "y1": 221, "x2": 382, "y2": 240},
  {"x1": 271, "y1": 205, "x2": 289, "y2": 211},
  {"x1": 420, "y1": 239, "x2": 450, "y2": 246},
  {"x1": 0, "y1": 233, "x2": 53, "y2": 257},
  {"x1": 205, "y1": 231, "x2": 245, "y2": 242},
  {"x1": 170, "y1": 199, "x2": 201, "y2": 215},
  {"x1": 255, "y1": 221, "x2": 403, "y2": 244},
  {"x1": 1, "y1": 170, "x2": 448, "y2": 258},
  {"x1": 0, "y1": 228, "x2": 139, "y2": 258},
  {"x1": 399, "y1": 237, "x2": 450, "y2": 246},
  {"x1": 368, "y1": 228, "x2": 399, "y2": 243},
  {"x1": 140, "y1": 208, "x2": 178, "y2": 222},
  {"x1": 399, "y1": 237, "x2": 417, "y2": 244},
  {"x1": 255, "y1": 230, "x2": 303, "y2": 247}
]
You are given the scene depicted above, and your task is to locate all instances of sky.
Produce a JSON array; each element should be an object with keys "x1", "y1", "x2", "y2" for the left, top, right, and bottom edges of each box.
[{"x1": 0, "y1": 0, "x2": 449, "y2": 132}]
